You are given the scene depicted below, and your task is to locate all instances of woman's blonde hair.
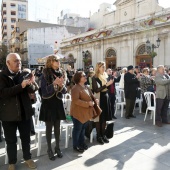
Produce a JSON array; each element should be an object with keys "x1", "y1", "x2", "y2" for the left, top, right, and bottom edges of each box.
[
  {"x1": 45, "y1": 55, "x2": 60, "y2": 68},
  {"x1": 95, "y1": 61, "x2": 105, "y2": 77}
]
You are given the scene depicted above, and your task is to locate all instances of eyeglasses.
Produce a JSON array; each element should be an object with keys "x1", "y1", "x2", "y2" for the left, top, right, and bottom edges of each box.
[
  {"x1": 54, "y1": 59, "x2": 59, "y2": 62},
  {"x1": 82, "y1": 75, "x2": 86, "y2": 77}
]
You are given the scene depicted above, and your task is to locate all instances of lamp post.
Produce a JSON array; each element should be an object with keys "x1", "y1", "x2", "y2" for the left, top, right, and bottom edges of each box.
[{"x1": 145, "y1": 38, "x2": 161, "y2": 67}]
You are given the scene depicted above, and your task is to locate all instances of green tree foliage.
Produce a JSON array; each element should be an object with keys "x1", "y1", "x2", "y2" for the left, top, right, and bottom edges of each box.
[{"x1": 0, "y1": 45, "x2": 9, "y2": 69}]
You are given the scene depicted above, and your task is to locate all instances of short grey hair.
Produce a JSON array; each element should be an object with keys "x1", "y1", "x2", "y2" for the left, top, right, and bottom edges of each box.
[
  {"x1": 157, "y1": 65, "x2": 164, "y2": 70},
  {"x1": 6, "y1": 53, "x2": 20, "y2": 63}
]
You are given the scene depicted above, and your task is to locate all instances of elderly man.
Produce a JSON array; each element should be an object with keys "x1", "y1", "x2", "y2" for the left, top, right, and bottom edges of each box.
[
  {"x1": 0, "y1": 53, "x2": 37, "y2": 170},
  {"x1": 155, "y1": 65, "x2": 170, "y2": 127},
  {"x1": 124, "y1": 65, "x2": 140, "y2": 119}
]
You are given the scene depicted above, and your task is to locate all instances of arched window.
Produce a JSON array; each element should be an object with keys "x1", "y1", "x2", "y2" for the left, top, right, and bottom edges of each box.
[
  {"x1": 106, "y1": 49, "x2": 116, "y2": 57},
  {"x1": 137, "y1": 45, "x2": 146, "y2": 55}
]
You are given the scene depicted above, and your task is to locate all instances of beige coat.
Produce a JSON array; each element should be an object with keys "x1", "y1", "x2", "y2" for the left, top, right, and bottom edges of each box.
[
  {"x1": 70, "y1": 84, "x2": 97, "y2": 123},
  {"x1": 155, "y1": 73, "x2": 170, "y2": 99}
]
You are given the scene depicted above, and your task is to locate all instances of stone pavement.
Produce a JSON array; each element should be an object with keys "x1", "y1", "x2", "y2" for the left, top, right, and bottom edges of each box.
[{"x1": 1, "y1": 109, "x2": 170, "y2": 170}]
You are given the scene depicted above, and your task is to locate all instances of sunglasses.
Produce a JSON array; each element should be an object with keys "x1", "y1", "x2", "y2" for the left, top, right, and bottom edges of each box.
[{"x1": 82, "y1": 75, "x2": 86, "y2": 77}]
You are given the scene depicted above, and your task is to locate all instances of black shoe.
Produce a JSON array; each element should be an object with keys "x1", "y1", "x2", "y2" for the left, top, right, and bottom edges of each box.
[
  {"x1": 129, "y1": 115, "x2": 136, "y2": 118},
  {"x1": 54, "y1": 148, "x2": 63, "y2": 158},
  {"x1": 112, "y1": 116, "x2": 117, "y2": 119},
  {"x1": 47, "y1": 150, "x2": 55, "y2": 161},
  {"x1": 102, "y1": 136, "x2": 109, "y2": 143},
  {"x1": 73, "y1": 147, "x2": 84, "y2": 153},
  {"x1": 125, "y1": 116, "x2": 130, "y2": 119},
  {"x1": 97, "y1": 137, "x2": 104, "y2": 145},
  {"x1": 81, "y1": 143, "x2": 88, "y2": 150}
]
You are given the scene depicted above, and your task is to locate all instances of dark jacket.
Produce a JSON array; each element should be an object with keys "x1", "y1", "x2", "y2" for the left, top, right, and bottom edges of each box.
[
  {"x1": 0, "y1": 69, "x2": 36, "y2": 121},
  {"x1": 107, "y1": 75, "x2": 121, "y2": 94},
  {"x1": 124, "y1": 72, "x2": 139, "y2": 100}
]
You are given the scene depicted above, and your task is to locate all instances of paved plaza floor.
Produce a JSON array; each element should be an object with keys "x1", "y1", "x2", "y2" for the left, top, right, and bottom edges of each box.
[{"x1": 1, "y1": 109, "x2": 170, "y2": 170}]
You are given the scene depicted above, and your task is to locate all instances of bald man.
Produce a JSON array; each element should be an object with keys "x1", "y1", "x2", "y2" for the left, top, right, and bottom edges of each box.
[
  {"x1": 155, "y1": 65, "x2": 170, "y2": 127},
  {"x1": 0, "y1": 53, "x2": 37, "y2": 170}
]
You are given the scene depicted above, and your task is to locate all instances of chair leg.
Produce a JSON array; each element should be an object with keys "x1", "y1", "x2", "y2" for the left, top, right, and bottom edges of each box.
[
  {"x1": 144, "y1": 109, "x2": 148, "y2": 121},
  {"x1": 65, "y1": 126, "x2": 69, "y2": 148},
  {"x1": 121, "y1": 104, "x2": 124, "y2": 117},
  {"x1": 5, "y1": 142, "x2": 8, "y2": 164},
  {"x1": 37, "y1": 132, "x2": 42, "y2": 157},
  {"x1": 139, "y1": 101, "x2": 142, "y2": 113},
  {"x1": 90, "y1": 129, "x2": 93, "y2": 143},
  {"x1": 153, "y1": 110, "x2": 156, "y2": 125},
  {"x1": 115, "y1": 105, "x2": 118, "y2": 116}
]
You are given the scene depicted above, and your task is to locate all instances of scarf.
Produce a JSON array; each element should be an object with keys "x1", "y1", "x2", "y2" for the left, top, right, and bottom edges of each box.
[{"x1": 98, "y1": 72, "x2": 108, "y2": 92}]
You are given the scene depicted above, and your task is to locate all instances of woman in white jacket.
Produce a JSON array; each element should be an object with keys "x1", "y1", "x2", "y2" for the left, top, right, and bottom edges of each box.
[{"x1": 119, "y1": 67, "x2": 127, "y2": 89}]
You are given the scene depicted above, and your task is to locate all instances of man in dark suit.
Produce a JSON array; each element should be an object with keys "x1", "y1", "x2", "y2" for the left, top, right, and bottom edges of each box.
[
  {"x1": 124, "y1": 65, "x2": 140, "y2": 119},
  {"x1": 0, "y1": 53, "x2": 37, "y2": 170}
]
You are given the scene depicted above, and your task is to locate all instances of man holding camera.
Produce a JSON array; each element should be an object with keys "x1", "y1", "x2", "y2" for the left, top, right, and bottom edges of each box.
[{"x1": 0, "y1": 53, "x2": 37, "y2": 170}]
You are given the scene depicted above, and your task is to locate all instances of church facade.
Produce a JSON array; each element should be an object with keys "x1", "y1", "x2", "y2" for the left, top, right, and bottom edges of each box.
[{"x1": 60, "y1": 0, "x2": 170, "y2": 69}]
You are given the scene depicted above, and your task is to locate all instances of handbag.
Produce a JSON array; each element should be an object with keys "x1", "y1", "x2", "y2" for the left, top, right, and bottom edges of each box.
[
  {"x1": 92, "y1": 100, "x2": 102, "y2": 119},
  {"x1": 105, "y1": 123, "x2": 114, "y2": 139}
]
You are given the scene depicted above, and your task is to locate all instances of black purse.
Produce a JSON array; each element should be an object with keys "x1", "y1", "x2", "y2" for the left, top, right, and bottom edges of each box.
[{"x1": 105, "y1": 122, "x2": 114, "y2": 139}]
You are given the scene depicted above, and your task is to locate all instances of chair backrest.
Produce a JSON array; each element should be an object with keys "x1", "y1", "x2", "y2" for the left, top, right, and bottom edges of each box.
[
  {"x1": 115, "y1": 82, "x2": 119, "y2": 87},
  {"x1": 35, "y1": 91, "x2": 41, "y2": 103},
  {"x1": 116, "y1": 88, "x2": 125, "y2": 102},
  {"x1": 144, "y1": 92, "x2": 156, "y2": 108}
]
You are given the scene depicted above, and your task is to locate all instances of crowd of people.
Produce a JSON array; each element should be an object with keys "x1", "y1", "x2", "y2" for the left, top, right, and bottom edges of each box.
[{"x1": 0, "y1": 53, "x2": 170, "y2": 170}]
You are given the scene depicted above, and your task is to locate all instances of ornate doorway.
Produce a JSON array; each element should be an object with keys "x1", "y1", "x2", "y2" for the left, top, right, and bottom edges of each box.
[
  {"x1": 105, "y1": 49, "x2": 116, "y2": 69},
  {"x1": 136, "y1": 45, "x2": 152, "y2": 68},
  {"x1": 82, "y1": 50, "x2": 92, "y2": 69}
]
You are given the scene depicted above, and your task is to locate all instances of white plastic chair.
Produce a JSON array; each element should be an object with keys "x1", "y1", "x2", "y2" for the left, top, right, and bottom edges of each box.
[
  {"x1": 144, "y1": 92, "x2": 156, "y2": 125},
  {"x1": 60, "y1": 121, "x2": 73, "y2": 148},
  {"x1": 135, "y1": 93, "x2": 143, "y2": 114},
  {"x1": 115, "y1": 89, "x2": 126, "y2": 117}
]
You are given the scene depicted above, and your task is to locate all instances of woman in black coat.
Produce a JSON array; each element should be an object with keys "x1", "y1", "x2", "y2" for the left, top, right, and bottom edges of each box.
[
  {"x1": 92, "y1": 61, "x2": 113, "y2": 144},
  {"x1": 39, "y1": 55, "x2": 67, "y2": 160}
]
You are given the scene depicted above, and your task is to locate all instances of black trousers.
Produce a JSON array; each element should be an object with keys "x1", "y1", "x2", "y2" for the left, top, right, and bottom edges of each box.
[
  {"x1": 142, "y1": 94, "x2": 147, "y2": 113},
  {"x1": 156, "y1": 98, "x2": 169, "y2": 123},
  {"x1": 125, "y1": 98, "x2": 135, "y2": 117},
  {"x1": 109, "y1": 93, "x2": 116, "y2": 118},
  {"x1": 2, "y1": 119, "x2": 31, "y2": 164}
]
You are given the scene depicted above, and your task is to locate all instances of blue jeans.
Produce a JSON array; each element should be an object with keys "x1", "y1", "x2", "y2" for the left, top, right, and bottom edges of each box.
[{"x1": 72, "y1": 116, "x2": 87, "y2": 148}]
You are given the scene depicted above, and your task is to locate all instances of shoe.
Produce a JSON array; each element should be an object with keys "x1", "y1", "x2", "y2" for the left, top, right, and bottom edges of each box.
[
  {"x1": 81, "y1": 143, "x2": 88, "y2": 150},
  {"x1": 162, "y1": 122, "x2": 170, "y2": 124},
  {"x1": 47, "y1": 150, "x2": 55, "y2": 161},
  {"x1": 129, "y1": 115, "x2": 136, "y2": 118},
  {"x1": 125, "y1": 116, "x2": 130, "y2": 119},
  {"x1": 25, "y1": 159, "x2": 37, "y2": 169},
  {"x1": 54, "y1": 148, "x2": 63, "y2": 158},
  {"x1": 102, "y1": 136, "x2": 109, "y2": 143},
  {"x1": 73, "y1": 147, "x2": 84, "y2": 153},
  {"x1": 8, "y1": 164, "x2": 15, "y2": 170},
  {"x1": 112, "y1": 116, "x2": 117, "y2": 119},
  {"x1": 97, "y1": 136, "x2": 104, "y2": 145},
  {"x1": 156, "y1": 122, "x2": 162, "y2": 127}
]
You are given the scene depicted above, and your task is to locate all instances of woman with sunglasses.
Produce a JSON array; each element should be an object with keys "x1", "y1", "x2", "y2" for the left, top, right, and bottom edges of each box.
[
  {"x1": 92, "y1": 61, "x2": 113, "y2": 144},
  {"x1": 39, "y1": 55, "x2": 67, "y2": 160}
]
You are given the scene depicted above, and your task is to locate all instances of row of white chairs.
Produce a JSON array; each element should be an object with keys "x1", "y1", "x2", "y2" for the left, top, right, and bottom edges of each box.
[{"x1": 114, "y1": 87, "x2": 156, "y2": 125}]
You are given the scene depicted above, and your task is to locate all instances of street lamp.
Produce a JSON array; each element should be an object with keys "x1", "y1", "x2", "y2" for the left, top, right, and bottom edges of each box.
[{"x1": 145, "y1": 38, "x2": 161, "y2": 67}]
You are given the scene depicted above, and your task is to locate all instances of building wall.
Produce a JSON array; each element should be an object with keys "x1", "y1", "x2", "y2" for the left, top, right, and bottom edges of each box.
[
  {"x1": 1, "y1": 0, "x2": 28, "y2": 44},
  {"x1": 27, "y1": 26, "x2": 78, "y2": 66},
  {"x1": 60, "y1": 1, "x2": 170, "y2": 69}
]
